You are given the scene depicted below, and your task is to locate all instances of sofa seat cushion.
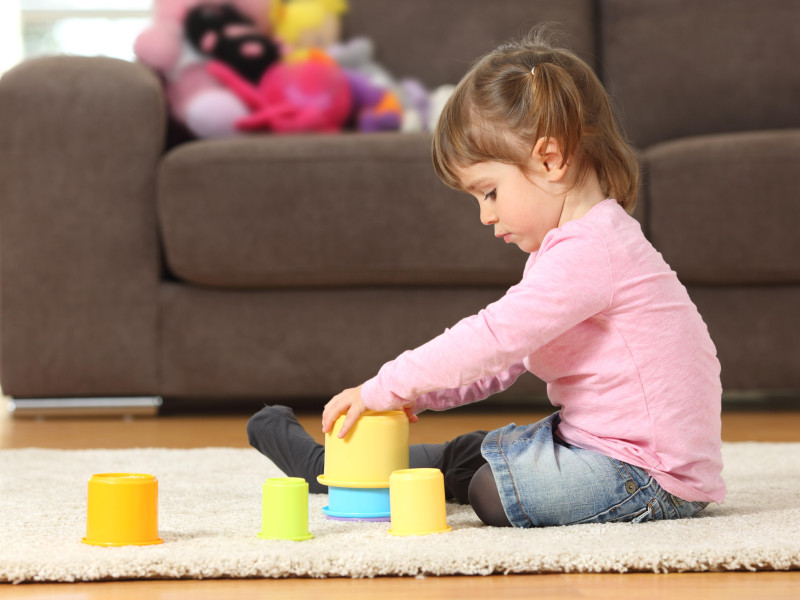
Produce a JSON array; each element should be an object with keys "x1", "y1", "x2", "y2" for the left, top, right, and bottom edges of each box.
[
  {"x1": 157, "y1": 133, "x2": 527, "y2": 289},
  {"x1": 644, "y1": 130, "x2": 800, "y2": 285}
]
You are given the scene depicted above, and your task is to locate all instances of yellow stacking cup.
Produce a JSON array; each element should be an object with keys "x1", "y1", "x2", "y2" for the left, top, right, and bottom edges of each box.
[
  {"x1": 389, "y1": 468, "x2": 452, "y2": 536},
  {"x1": 82, "y1": 473, "x2": 163, "y2": 547},
  {"x1": 318, "y1": 410, "x2": 408, "y2": 487},
  {"x1": 258, "y1": 477, "x2": 313, "y2": 541}
]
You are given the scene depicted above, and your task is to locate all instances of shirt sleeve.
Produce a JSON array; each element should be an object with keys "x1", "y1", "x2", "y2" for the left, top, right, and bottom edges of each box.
[
  {"x1": 361, "y1": 225, "x2": 613, "y2": 411},
  {"x1": 408, "y1": 362, "x2": 528, "y2": 412}
]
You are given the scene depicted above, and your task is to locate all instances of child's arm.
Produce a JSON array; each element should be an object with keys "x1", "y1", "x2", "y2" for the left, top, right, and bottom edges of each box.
[
  {"x1": 322, "y1": 364, "x2": 523, "y2": 438},
  {"x1": 360, "y1": 229, "x2": 613, "y2": 412},
  {"x1": 412, "y1": 362, "x2": 528, "y2": 412}
]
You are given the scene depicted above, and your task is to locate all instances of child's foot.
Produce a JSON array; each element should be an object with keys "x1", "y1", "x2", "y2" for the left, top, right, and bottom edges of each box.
[{"x1": 247, "y1": 405, "x2": 327, "y2": 493}]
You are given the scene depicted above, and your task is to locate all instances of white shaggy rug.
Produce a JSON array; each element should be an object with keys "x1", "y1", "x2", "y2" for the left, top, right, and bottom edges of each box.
[{"x1": 1, "y1": 443, "x2": 799, "y2": 583}]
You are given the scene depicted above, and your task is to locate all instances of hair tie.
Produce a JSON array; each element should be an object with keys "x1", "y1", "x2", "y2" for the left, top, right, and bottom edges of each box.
[{"x1": 531, "y1": 67, "x2": 536, "y2": 76}]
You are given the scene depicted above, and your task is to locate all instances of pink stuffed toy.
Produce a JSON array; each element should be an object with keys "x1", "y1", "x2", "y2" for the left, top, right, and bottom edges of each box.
[
  {"x1": 207, "y1": 51, "x2": 352, "y2": 133},
  {"x1": 134, "y1": 0, "x2": 273, "y2": 138}
]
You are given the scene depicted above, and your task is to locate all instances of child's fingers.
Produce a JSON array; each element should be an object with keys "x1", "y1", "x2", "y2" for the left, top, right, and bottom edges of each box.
[
  {"x1": 321, "y1": 407, "x2": 332, "y2": 433},
  {"x1": 322, "y1": 385, "x2": 365, "y2": 436},
  {"x1": 337, "y1": 404, "x2": 362, "y2": 439},
  {"x1": 322, "y1": 407, "x2": 344, "y2": 434},
  {"x1": 321, "y1": 414, "x2": 333, "y2": 434},
  {"x1": 401, "y1": 401, "x2": 419, "y2": 423},
  {"x1": 402, "y1": 408, "x2": 419, "y2": 423},
  {"x1": 321, "y1": 397, "x2": 346, "y2": 433}
]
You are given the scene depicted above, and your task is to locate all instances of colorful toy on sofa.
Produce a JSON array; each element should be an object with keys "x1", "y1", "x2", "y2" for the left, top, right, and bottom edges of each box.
[
  {"x1": 207, "y1": 48, "x2": 352, "y2": 133},
  {"x1": 269, "y1": 0, "x2": 402, "y2": 132},
  {"x1": 134, "y1": 0, "x2": 436, "y2": 136},
  {"x1": 133, "y1": 0, "x2": 274, "y2": 138},
  {"x1": 270, "y1": 0, "x2": 348, "y2": 59},
  {"x1": 317, "y1": 411, "x2": 409, "y2": 520},
  {"x1": 184, "y1": 2, "x2": 280, "y2": 83}
]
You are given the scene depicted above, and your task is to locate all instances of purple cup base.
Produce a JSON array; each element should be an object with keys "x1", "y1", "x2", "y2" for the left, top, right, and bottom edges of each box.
[{"x1": 325, "y1": 514, "x2": 391, "y2": 522}]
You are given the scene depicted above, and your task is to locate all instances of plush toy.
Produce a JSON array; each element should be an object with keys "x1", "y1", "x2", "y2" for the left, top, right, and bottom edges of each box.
[
  {"x1": 207, "y1": 50, "x2": 352, "y2": 133},
  {"x1": 270, "y1": 0, "x2": 348, "y2": 59},
  {"x1": 265, "y1": 2, "x2": 401, "y2": 132},
  {"x1": 133, "y1": 0, "x2": 273, "y2": 138},
  {"x1": 328, "y1": 36, "x2": 454, "y2": 132},
  {"x1": 342, "y1": 70, "x2": 401, "y2": 132},
  {"x1": 184, "y1": 3, "x2": 280, "y2": 83}
]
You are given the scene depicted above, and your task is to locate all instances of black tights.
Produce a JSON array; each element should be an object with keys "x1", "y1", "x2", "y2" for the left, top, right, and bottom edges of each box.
[
  {"x1": 247, "y1": 405, "x2": 511, "y2": 527},
  {"x1": 468, "y1": 463, "x2": 511, "y2": 527}
]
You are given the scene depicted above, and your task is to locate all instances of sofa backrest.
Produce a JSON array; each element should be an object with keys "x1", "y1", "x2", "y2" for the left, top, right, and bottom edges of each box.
[
  {"x1": 342, "y1": 0, "x2": 597, "y2": 88},
  {"x1": 600, "y1": 0, "x2": 800, "y2": 148}
]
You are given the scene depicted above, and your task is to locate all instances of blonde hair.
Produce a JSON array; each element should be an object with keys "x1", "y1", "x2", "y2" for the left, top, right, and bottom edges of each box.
[
  {"x1": 432, "y1": 29, "x2": 639, "y2": 213},
  {"x1": 272, "y1": 0, "x2": 348, "y2": 45}
]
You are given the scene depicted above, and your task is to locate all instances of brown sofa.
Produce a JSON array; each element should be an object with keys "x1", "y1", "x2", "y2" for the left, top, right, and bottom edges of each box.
[{"x1": 1, "y1": 0, "x2": 798, "y2": 410}]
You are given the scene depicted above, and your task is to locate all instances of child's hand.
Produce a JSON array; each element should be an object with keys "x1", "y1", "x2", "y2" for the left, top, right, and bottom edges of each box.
[
  {"x1": 322, "y1": 387, "x2": 420, "y2": 439},
  {"x1": 400, "y1": 400, "x2": 420, "y2": 424},
  {"x1": 322, "y1": 385, "x2": 366, "y2": 439}
]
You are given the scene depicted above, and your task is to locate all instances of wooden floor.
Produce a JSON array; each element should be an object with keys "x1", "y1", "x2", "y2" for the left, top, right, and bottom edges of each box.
[{"x1": 2, "y1": 399, "x2": 799, "y2": 599}]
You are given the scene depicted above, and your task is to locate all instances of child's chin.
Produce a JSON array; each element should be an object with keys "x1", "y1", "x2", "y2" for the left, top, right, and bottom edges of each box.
[{"x1": 517, "y1": 242, "x2": 536, "y2": 253}]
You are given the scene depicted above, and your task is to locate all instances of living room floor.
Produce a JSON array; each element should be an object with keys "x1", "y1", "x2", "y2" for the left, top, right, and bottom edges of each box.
[{"x1": 2, "y1": 399, "x2": 799, "y2": 599}]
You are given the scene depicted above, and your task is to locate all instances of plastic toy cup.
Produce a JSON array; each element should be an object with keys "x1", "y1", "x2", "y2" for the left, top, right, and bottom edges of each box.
[
  {"x1": 323, "y1": 485, "x2": 391, "y2": 520},
  {"x1": 258, "y1": 477, "x2": 313, "y2": 541},
  {"x1": 318, "y1": 411, "x2": 408, "y2": 487},
  {"x1": 389, "y1": 468, "x2": 452, "y2": 536},
  {"x1": 82, "y1": 473, "x2": 163, "y2": 547}
]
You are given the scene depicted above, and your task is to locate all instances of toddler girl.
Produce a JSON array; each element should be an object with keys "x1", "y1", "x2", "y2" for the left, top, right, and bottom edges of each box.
[{"x1": 248, "y1": 30, "x2": 725, "y2": 527}]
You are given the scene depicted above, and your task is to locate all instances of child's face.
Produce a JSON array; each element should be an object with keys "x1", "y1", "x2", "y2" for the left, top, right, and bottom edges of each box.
[{"x1": 457, "y1": 160, "x2": 564, "y2": 253}]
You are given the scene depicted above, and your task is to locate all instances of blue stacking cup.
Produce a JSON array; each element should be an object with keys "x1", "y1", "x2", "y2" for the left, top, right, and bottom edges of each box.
[{"x1": 322, "y1": 486, "x2": 390, "y2": 520}]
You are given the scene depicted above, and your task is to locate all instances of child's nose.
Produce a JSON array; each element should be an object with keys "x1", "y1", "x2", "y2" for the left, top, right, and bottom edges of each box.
[{"x1": 480, "y1": 204, "x2": 498, "y2": 226}]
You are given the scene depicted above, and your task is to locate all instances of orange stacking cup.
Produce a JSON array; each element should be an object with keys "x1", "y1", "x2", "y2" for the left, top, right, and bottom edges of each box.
[{"x1": 82, "y1": 473, "x2": 163, "y2": 547}]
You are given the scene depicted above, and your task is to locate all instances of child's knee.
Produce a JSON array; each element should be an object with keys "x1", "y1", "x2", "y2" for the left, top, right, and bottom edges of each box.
[
  {"x1": 468, "y1": 463, "x2": 512, "y2": 527},
  {"x1": 246, "y1": 404, "x2": 288, "y2": 447},
  {"x1": 246, "y1": 406, "x2": 267, "y2": 443}
]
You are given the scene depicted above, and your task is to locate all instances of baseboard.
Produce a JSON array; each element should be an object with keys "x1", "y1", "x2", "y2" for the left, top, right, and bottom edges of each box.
[{"x1": 6, "y1": 396, "x2": 163, "y2": 418}]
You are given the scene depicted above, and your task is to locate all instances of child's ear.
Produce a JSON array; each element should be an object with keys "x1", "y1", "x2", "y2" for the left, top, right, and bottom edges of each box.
[{"x1": 531, "y1": 137, "x2": 568, "y2": 182}]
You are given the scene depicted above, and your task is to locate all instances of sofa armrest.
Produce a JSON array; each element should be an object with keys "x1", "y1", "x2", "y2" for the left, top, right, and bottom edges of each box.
[{"x1": 0, "y1": 56, "x2": 164, "y2": 398}]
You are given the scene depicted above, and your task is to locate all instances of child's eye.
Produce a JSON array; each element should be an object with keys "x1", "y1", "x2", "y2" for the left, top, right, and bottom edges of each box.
[{"x1": 484, "y1": 189, "x2": 497, "y2": 201}]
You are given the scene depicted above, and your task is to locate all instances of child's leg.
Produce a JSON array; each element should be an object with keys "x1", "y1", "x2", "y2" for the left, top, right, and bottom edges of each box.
[
  {"x1": 247, "y1": 405, "x2": 328, "y2": 493},
  {"x1": 480, "y1": 413, "x2": 709, "y2": 527},
  {"x1": 246, "y1": 405, "x2": 487, "y2": 502},
  {"x1": 440, "y1": 429, "x2": 488, "y2": 504},
  {"x1": 468, "y1": 463, "x2": 512, "y2": 526}
]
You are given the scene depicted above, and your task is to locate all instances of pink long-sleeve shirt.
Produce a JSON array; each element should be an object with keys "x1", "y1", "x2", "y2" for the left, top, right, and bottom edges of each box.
[{"x1": 361, "y1": 199, "x2": 726, "y2": 503}]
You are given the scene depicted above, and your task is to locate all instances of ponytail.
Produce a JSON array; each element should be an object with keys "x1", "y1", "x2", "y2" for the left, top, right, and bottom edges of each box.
[
  {"x1": 433, "y1": 29, "x2": 639, "y2": 213},
  {"x1": 530, "y1": 60, "x2": 583, "y2": 172}
]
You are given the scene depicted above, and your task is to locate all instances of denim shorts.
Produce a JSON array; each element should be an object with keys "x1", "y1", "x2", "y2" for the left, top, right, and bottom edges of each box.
[{"x1": 480, "y1": 412, "x2": 708, "y2": 528}]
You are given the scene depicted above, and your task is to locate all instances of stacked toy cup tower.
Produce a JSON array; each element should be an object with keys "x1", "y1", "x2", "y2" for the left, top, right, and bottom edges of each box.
[{"x1": 317, "y1": 410, "x2": 408, "y2": 520}]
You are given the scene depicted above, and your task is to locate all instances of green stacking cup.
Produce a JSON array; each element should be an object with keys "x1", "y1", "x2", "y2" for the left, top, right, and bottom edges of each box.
[{"x1": 258, "y1": 477, "x2": 314, "y2": 541}]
